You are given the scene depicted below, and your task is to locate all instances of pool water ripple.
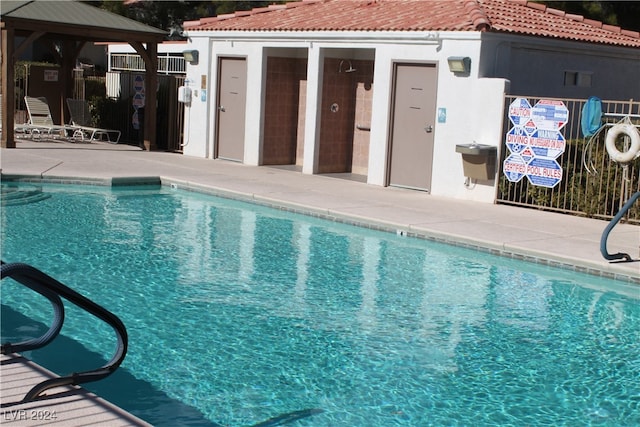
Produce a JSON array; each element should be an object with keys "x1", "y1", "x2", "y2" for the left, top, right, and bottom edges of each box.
[{"x1": 1, "y1": 183, "x2": 639, "y2": 426}]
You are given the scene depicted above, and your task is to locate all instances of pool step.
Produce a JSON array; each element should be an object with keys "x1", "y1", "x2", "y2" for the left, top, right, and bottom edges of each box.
[{"x1": 1, "y1": 186, "x2": 51, "y2": 206}]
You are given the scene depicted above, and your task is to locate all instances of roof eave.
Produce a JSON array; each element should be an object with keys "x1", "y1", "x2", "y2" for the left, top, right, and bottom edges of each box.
[
  {"x1": 186, "y1": 28, "x2": 483, "y2": 42},
  {"x1": 1, "y1": 16, "x2": 166, "y2": 43}
]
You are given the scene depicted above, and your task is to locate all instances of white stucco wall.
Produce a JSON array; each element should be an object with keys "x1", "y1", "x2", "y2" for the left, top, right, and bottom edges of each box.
[
  {"x1": 301, "y1": 45, "x2": 323, "y2": 174},
  {"x1": 181, "y1": 36, "x2": 212, "y2": 158},
  {"x1": 181, "y1": 30, "x2": 511, "y2": 202},
  {"x1": 431, "y1": 77, "x2": 508, "y2": 201},
  {"x1": 365, "y1": 36, "x2": 507, "y2": 202}
]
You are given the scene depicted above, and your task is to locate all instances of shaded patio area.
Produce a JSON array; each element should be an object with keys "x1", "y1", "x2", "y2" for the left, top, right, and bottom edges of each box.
[{"x1": 1, "y1": 0, "x2": 166, "y2": 150}]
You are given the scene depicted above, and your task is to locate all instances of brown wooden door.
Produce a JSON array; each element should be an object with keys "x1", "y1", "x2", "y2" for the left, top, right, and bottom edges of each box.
[
  {"x1": 388, "y1": 63, "x2": 438, "y2": 191},
  {"x1": 216, "y1": 58, "x2": 247, "y2": 161}
]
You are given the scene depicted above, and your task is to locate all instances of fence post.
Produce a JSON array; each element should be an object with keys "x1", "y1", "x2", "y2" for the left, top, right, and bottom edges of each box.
[{"x1": 73, "y1": 69, "x2": 85, "y2": 100}]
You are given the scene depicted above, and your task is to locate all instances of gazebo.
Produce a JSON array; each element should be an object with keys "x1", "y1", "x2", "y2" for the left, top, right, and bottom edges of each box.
[{"x1": 1, "y1": 0, "x2": 167, "y2": 150}]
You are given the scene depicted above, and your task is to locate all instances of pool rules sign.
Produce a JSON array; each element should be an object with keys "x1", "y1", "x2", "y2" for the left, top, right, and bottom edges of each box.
[{"x1": 503, "y1": 98, "x2": 568, "y2": 188}]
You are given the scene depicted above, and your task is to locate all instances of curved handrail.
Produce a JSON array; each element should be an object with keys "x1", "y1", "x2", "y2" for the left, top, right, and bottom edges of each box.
[
  {"x1": 0, "y1": 262, "x2": 66, "y2": 354},
  {"x1": 0, "y1": 262, "x2": 128, "y2": 402},
  {"x1": 600, "y1": 191, "x2": 640, "y2": 261}
]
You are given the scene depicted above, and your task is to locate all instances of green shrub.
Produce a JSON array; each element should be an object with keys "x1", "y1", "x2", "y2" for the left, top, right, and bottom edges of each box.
[
  {"x1": 85, "y1": 79, "x2": 106, "y2": 99},
  {"x1": 88, "y1": 96, "x2": 128, "y2": 130}
]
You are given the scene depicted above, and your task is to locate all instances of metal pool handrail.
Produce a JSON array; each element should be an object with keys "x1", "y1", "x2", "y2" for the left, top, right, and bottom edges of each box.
[
  {"x1": 600, "y1": 191, "x2": 640, "y2": 262},
  {"x1": 0, "y1": 261, "x2": 128, "y2": 402}
]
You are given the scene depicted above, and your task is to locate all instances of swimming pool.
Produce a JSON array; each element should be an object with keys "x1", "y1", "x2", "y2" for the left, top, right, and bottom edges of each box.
[{"x1": 1, "y1": 183, "x2": 638, "y2": 426}]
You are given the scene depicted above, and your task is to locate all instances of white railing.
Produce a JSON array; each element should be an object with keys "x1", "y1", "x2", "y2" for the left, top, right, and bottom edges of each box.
[{"x1": 109, "y1": 53, "x2": 186, "y2": 75}]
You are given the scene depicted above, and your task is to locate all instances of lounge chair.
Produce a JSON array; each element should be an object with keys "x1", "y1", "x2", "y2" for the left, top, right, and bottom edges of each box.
[
  {"x1": 24, "y1": 96, "x2": 76, "y2": 139},
  {"x1": 66, "y1": 98, "x2": 121, "y2": 143},
  {"x1": 1, "y1": 94, "x2": 41, "y2": 138}
]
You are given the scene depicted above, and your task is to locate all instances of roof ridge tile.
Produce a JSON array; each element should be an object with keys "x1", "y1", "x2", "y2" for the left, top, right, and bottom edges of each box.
[
  {"x1": 583, "y1": 18, "x2": 603, "y2": 29},
  {"x1": 546, "y1": 7, "x2": 565, "y2": 17},
  {"x1": 621, "y1": 29, "x2": 640, "y2": 38},
  {"x1": 526, "y1": 2, "x2": 546, "y2": 11},
  {"x1": 282, "y1": 0, "x2": 325, "y2": 9},
  {"x1": 565, "y1": 13, "x2": 584, "y2": 22},
  {"x1": 602, "y1": 24, "x2": 621, "y2": 34},
  {"x1": 249, "y1": 6, "x2": 271, "y2": 15},
  {"x1": 464, "y1": 0, "x2": 491, "y2": 31}
]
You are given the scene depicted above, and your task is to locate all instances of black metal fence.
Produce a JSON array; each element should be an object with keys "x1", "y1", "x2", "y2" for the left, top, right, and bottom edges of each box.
[
  {"x1": 74, "y1": 71, "x2": 186, "y2": 151},
  {"x1": 497, "y1": 95, "x2": 640, "y2": 224}
]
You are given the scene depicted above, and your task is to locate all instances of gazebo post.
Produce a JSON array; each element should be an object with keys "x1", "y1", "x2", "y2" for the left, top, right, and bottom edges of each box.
[
  {"x1": 131, "y1": 41, "x2": 158, "y2": 151},
  {"x1": 1, "y1": 27, "x2": 16, "y2": 148},
  {"x1": 60, "y1": 40, "x2": 77, "y2": 126},
  {"x1": 144, "y1": 42, "x2": 158, "y2": 151}
]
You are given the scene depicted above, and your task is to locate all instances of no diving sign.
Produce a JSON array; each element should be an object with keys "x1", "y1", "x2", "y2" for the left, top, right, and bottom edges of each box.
[{"x1": 505, "y1": 126, "x2": 529, "y2": 154}]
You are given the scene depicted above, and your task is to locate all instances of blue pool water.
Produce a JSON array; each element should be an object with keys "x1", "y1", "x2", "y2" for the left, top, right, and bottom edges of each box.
[{"x1": 1, "y1": 183, "x2": 639, "y2": 426}]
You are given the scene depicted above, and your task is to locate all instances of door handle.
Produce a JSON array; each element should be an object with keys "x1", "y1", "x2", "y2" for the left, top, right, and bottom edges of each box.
[
  {"x1": 218, "y1": 106, "x2": 225, "y2": 112},
  {"x1": 424, "y1": 125, "x2": 433, "y2": 133}
]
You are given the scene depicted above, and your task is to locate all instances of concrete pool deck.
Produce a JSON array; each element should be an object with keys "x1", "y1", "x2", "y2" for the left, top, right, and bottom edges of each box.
[
  {"x1": 0, "y1": 354, "x2": 151, "y2": 426},
  {"x1": 1, "y1": 139, "x2": 639, "y2": 284}
]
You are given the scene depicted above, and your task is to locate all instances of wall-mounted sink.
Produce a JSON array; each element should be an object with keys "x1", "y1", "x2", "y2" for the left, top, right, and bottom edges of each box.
[
  {"x1": 455, "y1": 143, "x2": 497, "y2": 156},
  {"x1": 455, "y1": 144, "x2": 498, "y2": 181}
]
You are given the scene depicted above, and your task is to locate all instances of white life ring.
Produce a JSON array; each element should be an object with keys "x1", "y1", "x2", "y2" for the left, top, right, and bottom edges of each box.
[{"x1": 605, "y1": 123, "x2": 640, "y2": 163}]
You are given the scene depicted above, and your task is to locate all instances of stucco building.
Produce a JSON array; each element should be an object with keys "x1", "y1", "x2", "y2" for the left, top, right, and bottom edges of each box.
[{"x1": 179, "y1": 0, "x2": 640, "y2": 202}]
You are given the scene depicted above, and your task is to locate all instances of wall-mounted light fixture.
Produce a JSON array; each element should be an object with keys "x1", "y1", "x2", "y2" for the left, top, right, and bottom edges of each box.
[
  {"x1": 183, "y1": 50, "x2": 199, "y2": 65},
  {"x1": 447, "y1": 56, "x2": 471, "y2": 74}
]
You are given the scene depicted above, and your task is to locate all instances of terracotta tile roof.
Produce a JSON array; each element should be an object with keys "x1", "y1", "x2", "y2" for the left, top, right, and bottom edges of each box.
[
  {"x1": 484, "y1": 0, "x2": 640, "y2": 46},
  {"x1": 183, "y1": 0, "x2": 640, "y2": 48}
]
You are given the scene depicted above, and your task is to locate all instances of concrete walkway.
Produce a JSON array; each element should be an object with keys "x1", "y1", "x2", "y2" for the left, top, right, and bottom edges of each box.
[
  {"x1": 0, "y1": 354, "x2": 150, "y2": 426},
  {"x1": 1, "y1": 140, "x2": 638, "y2": 283}
]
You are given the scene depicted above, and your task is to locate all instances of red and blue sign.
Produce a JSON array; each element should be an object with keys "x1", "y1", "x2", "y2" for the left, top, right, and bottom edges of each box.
[
  {"x1": 132, "y1": 93, "x2": 144, "y2": 108},
  {"x1": 504, "y1": 98, "x2": 568, "y2": 188},
  {"x1": 133, "y1": 74, "x2": 144, "y2": 92},
  {"x1": 133, "y1": 75, "x2": 145, "y2": 130},
  {"x1": 525, "y1": 157, "x2": 563, "y2": 188},
  {"x1": 520, "y1": 146, "x2": 535, "y2": 163},
  {"x1": 503, "y1": 154, "x2": 527, "y2": 183},
  {"x1": 528, "y1": 129, "x2": 566, "y2": 159},
  {"x1": 531, "y1": 99, "x2": 568, "y2": 131},
  {"x1": 508, "y1": 97, "x2": 532, "y2": 127},
  {"x1": 524, "y1": 119, "x2": 537, "y2": 135},
  {"x1": 505, "y1": 126, "x2": 528, "y2": 154}
]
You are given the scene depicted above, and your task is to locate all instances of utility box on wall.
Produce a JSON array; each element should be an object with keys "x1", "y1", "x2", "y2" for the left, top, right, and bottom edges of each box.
[{"x1": 455, "y1": 144, "x2": 497, "y2": 181}]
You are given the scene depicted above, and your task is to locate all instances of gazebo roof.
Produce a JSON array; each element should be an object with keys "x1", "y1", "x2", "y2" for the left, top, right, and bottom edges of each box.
[{"x1": 1, "y1": 0, "x2": 166, "y2": 43}]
